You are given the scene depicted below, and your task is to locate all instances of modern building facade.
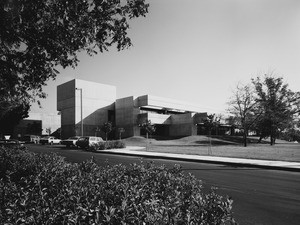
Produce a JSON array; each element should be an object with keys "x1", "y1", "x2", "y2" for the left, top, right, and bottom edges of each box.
[
  {"x1": 115, "y1": 95, "x2": 207, "y2": 138},
  {"x1": 57, "y1": 79, "x2": 208, "y2": 139},
  {"x1": 57, "y1": 79, "x2": 116, "y2": 139}
]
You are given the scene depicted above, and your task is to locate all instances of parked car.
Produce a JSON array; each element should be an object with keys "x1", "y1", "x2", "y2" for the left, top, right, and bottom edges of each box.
[
  {"x1": 76, "y1": 136, "x2": 103, "y2": 149},
  {"x1": 0, "y1": 139, "x2": 25, "y2": 147},
  {"x1": 61, "y1": 136, "x2": 81, "y2": 148},
  {"x1": 21, "y1": 135, "x2": 40, "y2": 144},
  {"x1": 40, "y1": 136, "x2": 61, "y2": 145}
]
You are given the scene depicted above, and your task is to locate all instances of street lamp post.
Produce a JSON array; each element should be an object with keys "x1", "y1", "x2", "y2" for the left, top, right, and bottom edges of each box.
[{"x1": 76, "y1": 88, "x2": 83, "y2": 136}]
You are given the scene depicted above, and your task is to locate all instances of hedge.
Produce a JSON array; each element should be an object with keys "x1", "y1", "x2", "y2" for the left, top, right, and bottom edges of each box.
[
  {"x1": 89, "y1": 140, "x2": 126, "y2": 151},
  {"x1": 0, "y1": 146, "x2": 237, "y2": 224}
]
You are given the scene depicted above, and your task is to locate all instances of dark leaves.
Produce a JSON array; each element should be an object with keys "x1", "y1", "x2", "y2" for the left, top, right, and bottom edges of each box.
[{"x1": 0, "y1": 0, "x2": 149, "y2": 124}]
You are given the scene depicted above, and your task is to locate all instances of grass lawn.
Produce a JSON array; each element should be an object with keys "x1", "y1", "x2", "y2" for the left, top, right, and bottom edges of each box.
[{"x1": 123, "y1": 135, "x2": 300, "y2": 162}]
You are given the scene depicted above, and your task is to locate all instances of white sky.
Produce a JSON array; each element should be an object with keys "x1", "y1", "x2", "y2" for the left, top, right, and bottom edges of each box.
[{"x1": 31, "y1": 0, "x2": 300, "y2": 115}]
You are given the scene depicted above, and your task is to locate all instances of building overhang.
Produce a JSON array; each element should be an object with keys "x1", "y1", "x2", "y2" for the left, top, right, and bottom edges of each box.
[{"x1": 137, "y1": 95, "x2": 204, "y2": 113}]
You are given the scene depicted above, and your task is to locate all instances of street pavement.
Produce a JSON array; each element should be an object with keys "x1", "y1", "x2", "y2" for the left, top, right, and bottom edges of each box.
[{"x1": 98, "y1": 146, "x2": 300, "y2": 172}]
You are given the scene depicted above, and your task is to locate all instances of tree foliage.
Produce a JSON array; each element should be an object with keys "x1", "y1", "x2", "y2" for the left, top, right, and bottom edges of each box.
[
  {"x1": 45, "y1": 127, "x2": 52, "y2": 135},
  {"x1": 101, "y1": 121, "x2": 113, "y2": 141},
  {"x1": 252, "y1": 75, "x2": 300, "y2": 145},
  {"x1": 279, "y1": 118, "x2": 300, "y2": 142},
  {"x1": 228, "y1": 74, "x2": 300, "y2": 146},
  {"x1": 0, "y1": 0, "x2": 149, "y2": 129},
  {"x1": 202, "y1": 114, "x2": 220, "y2": 134},
  {"x1": 139, "y1": 119, "x2": 156, "y2": 136},
  {"x1": 227, "y1": 83, "x2": 262, "y2": 147},
  {"x1": 201, "y1": 114, "x2": 220, "y2": 154},
  {"x1": 0, "y1": 101, "x2": 29, "y2": 136}
]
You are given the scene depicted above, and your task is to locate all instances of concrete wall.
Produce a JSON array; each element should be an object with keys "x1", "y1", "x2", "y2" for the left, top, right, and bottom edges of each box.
[
  {"x1": 27, "y1": 113, "x2": 61, "y2": 135},
  {"x1": 57, "y1": 79, "x2": 116, "y2": 138},
  {"x1": 138, "y1": 112, "x2": 171, "y2": 124},
  {"x1": 169, "y1": 113, "x2": 196, "y2": 137},
  {"x1": 132, "y1": 95, "x2": 207, "y2": 137},
  {"x1": 143, "y1": 113, "x2": 171, "y2": 125},
  {"x1": 57, "y1": 80, "x2": 76, "y2": 138},
  {"x1": 116, "y1": 96, "x2": 135, "y2": 137},
  {"x1": 115, "y1": 96, "x2": 143, "y2": 137},
  {"x1": 134, "y1": 96, "x2": 207, "y2": 137},
  {"x1": 192, "y1": 112, "x2": 208, "y2": 124}
]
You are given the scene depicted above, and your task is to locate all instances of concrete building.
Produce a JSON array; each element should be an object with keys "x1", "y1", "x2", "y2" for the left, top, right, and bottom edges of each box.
[
  {"x1": 116, "y1": 95, "x2": 207, "y2": 138},
  {"x1": 57, "y1": 79, "x2": 208, "y2": 139},
  {"x1": 57, "y1": 79, "x2": 116, "y2": 139}
]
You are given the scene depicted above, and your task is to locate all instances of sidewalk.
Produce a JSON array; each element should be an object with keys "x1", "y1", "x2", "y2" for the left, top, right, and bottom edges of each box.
[{"x1": 98, "y1": 146, "x2": 300, "y2": 172}]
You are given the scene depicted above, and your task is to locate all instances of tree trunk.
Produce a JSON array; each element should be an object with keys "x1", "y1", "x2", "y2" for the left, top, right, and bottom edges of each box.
[
  {"x1": 270, "y1": 135, "x2": 276, "y2": 145},
  {"x1": 146, "y1": 132, "x2": 149, "y2": 150},
  {"x1": 257, "y1": 136, "x2": 262, "y2": 143},
  {"x1": 270, "y1": 123, "x2": 274, "y2": 146},
  {"x1": 270, "y1": 136, "x2": 274, "y2": 145},
  {"x1": 243, "y1": 127, "x2": 248, "y2": 147},
  {"x1": 208, "y1": 130, "x2": 212, "y2": 155}
]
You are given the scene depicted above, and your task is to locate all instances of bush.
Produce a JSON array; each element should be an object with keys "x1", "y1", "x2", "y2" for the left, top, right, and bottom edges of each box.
[
  {"x1": 0, "y1": 147, "x2": 236, "y2": 224},
  {"x1": 0, "y1": 146, "x2": 37, "y2": 182},
  {"x1": 89, "y1": 140, "x2": 126, "y2": 151}
]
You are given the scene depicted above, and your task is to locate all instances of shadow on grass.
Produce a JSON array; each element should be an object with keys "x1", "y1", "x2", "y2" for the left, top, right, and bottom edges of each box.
[
  {"x1": 126, "y1": 135, "x2": 275, "y2": 147},
  {"x1": 195, "y1": 140, "x2": 240, "y2": 146},
  {"x1": 195, "y1": 136, "x2": 270, "y2": 145},
  {"x1": 154, "y1": 144, "x2": 208, "y2": 147}
]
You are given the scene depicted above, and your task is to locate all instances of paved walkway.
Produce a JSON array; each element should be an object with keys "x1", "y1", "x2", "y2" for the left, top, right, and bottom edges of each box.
[{"x1": 98, "y1": 146, "x2": 300, "y2": 172}]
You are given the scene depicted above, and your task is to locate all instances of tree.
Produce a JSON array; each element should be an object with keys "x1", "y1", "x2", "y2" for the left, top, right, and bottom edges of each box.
[
  {"x1": 94, "y1": 126, "x2": 101, "y2": 137},
  {"x1": 227, "y1": 83, "x2": 262, "y2": 147},
  {"x1": 279, "y1": 118, "x2": 300, "y2": 142},
  {"x1": 0, "y1": 0, "x2": 149, "y2": 129},
  {"x1": 139, "y1": 120, "x2": 156, "y2": 150},
  {"x1": 46, "y1": 127, "x2": 52, "y2": 136},
  {"x1": 139, "y1": 120, "x2": 156, "y2": 137},
  {"x1": 225, "y1": 115, "x2": 239, "y2": 135},
  {"x1": 117, "y1": 127, "x2": 125, "y2": 140},
  {"x1": 0, "y1": 101, "x2": 29, "y2": 137},
  {"x1": 252, "y1": 75, "x2": 300, "y2": 145},
  {"x1": 101, "y1": 121, "x2": 113, "y2": 141},
  {"x1": 202, "y1": 114, "x2": 220, "y2": 154}
]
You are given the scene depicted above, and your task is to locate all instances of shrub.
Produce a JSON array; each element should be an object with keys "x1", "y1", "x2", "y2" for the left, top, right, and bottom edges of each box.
[
  {"x1": 113, "y1": 140, "x2": 126, "y2": 149},
  {"x1": 0, "y1": 147, "x2": 236, "y2": 224},
  {"x1": 0, "y1": 146, "x2": 37, "y2": 182},
  {"x1": 89, "y1": 140, "x2": 126, "y2": 151}
]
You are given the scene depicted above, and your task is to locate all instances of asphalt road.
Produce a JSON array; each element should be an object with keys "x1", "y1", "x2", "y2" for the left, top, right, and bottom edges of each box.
[{"x1": 27, "y1": 144, "x2": 300, "y2": 225}]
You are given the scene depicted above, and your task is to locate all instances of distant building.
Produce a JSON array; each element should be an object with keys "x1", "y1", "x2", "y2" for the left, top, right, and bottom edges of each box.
[
  {"x1": 13, "y1": 112, "x2": 61, "y2": 138},
  {"x1": 57, "y1": 79, "x2": 209, "y2": 139}
]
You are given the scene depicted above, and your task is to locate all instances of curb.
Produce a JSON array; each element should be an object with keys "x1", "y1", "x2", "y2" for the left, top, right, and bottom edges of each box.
[{"x1": 96, "y1": 149, "x2": 300, "y2": 172}]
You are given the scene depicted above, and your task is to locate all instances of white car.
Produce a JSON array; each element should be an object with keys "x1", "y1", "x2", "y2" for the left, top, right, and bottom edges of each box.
[{"x1": 40, "y1": 136, "x2": 61, "y2": 145}]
